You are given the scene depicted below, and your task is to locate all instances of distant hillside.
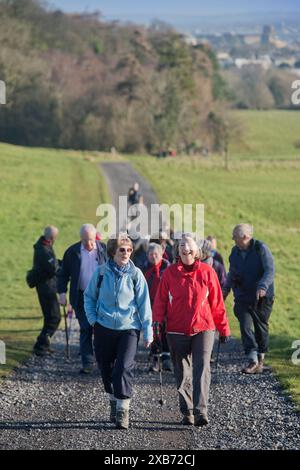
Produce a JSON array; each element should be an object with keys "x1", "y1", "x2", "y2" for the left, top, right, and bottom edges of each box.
[{"x1": 0, "y1": 0, "x2": 228, "y2": 153}]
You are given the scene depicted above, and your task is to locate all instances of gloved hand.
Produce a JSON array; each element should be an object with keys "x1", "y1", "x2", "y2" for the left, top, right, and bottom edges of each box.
[
  {"x1": 220, "y1": 335, "x2": 230, "y2": 344},
  {"x1": 59, "y1": 293, "x2": 67, "y2": 306}
]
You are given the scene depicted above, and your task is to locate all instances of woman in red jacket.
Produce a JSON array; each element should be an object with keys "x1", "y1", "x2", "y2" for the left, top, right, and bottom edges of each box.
[{"x1": 152, "y1": 234, "x2": 230, "y2": 426}]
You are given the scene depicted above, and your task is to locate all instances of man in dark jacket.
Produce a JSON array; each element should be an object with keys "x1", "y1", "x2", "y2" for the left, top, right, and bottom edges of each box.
[
  {"x1": 127, "y1": 182, "x2": 142, "y2": 206},
  {"x1": 223, "y1": 224, "x2": 275, "y2": 374},
  {"x1": 144, "y1": 243, "x2": 171, "y2": 372},
  {"x1": 33, "y1": 226, "x2": 60, "y2": 356},
  {"x1": 58, "y1": 224, "x2": 106, "y2": 374}
]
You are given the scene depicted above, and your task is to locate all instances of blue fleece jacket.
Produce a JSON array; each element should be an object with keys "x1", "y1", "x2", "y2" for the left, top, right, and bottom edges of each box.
[
  {"x1": 84, "y1": 259, "x2": 153, "y2": 342},
  {"x1": 224, "y1": 239, "x2": 275, "y2": 304}
]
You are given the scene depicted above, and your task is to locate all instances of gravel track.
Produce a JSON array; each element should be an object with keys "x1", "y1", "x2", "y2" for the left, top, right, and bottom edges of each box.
[
  {"x1": 1, "y1": 162, "x2": 299, "y2": 450},
  {"x1": 0, "y1": 324, "x2": 299, "y2": 450}
]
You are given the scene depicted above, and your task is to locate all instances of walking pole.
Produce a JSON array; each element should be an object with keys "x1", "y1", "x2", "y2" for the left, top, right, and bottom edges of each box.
[
  {"x1": 67, "y1": 305, "x2": 73, "y2": 342},
  {"x1": 215, "y1": 337, "x2": 221, "y2": 382},
  {"x1": 157, "y1": 353, "x2": 165, "y2": 406},
  {"x1": 63, "y1": 305, "x2": 70, "y2": 359}
]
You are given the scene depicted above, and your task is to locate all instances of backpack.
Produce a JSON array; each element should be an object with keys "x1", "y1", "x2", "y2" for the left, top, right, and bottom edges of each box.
[
  {"x1": 96, "y1": 269, "x2": 138, "y2": 297},
  {"x1": 26, "y1": 268, "x2": 40, "y2": 288}
]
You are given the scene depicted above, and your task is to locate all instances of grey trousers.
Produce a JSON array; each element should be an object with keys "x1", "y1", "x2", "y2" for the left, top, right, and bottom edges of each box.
[{"x1": 167, "y1": 331, "x2": 215, "y2": 416}]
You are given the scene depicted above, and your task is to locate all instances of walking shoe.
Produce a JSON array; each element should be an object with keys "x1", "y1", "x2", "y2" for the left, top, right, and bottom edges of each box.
[
  {"x1": 79, "y1": 367, "x2": 93, "y2": 375},
  {"x1": 256, "y1": 359, "x2": 264, "y2": 374},
  {"x1": 115, "y1": 409, "x2": 129, "y2": 430},
  {"x1": 33, "y1": 347, "x2": 50, "y2": 357},
  {"x1": 242, "y1": 361, "x2": 261, "y2": 374},
  {"x1": 194, "y1": 413, "x2": 209, "y2": 427},
  {"x1": 110, "y1": 400, "x2": 117, "y2": 423},
  {"x1": 162, "y1": 358, "x2": 172, "y2": 371},
  {"x1": 149, "y1": 356, "x2": 160, "y2": 372},
  {"x1": 181, "y1": 414, "x2": 194, "y2": 425}
]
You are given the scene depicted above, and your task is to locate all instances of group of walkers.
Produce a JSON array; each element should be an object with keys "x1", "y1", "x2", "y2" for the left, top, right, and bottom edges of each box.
[{"x1": 29, "y1": 197, "x2": 275, "y2": 431}]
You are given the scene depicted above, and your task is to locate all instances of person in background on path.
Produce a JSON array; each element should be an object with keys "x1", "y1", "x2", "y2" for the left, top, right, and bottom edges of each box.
[
  {"x1": 143, "y1": 243, "x2": 171, "y2": 372},
  {"x1": 84, "y1": 233, "x2": 153, "y2": 430},
  {"x1": 58, "y1": 224, "x2": 106, "y2": 374},
  {"x1": 131, "y1": 236, "x2": 149, "y2": 271},
  {"x1": 200, "y1": 239, "x2": 227, "y2": 289},
  {"x1": 207, "y1": 235, "x2": 225, "y2": 268},
  {"x1": 150, "y1": 230, "x2": 174, "y2": 264},
  {"x1": 32, "y1": 226, "x2": 61, "y2": 356},
  {"x1": 153, "y1": 233, "x2": 230, "y2": 427},
  {"x1": 223, "y1": 224, "x2": 275, "y2": 375},
  {"x1": 128, "y1": 182, "x2": 143, "y2": 206}
]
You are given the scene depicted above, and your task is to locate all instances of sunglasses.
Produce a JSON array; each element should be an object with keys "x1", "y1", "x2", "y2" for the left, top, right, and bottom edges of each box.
[{"x1": 118, "y1": 247, "x2": 133, "y2": 253}]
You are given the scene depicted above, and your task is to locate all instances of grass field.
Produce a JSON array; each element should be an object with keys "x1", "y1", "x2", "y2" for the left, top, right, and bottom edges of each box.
[
  {"x1": 1, "y1": 109, "x2": 300, "y2": 408},
  {"x1": 0, "y1": 144, "x2": 109, "y2": 377},
  {"x1": 229, "y1": 110, "x2": 300, "y2": 160},
  {"x1": 127, "y1": 110, "x2": 300, "y2": 405}
]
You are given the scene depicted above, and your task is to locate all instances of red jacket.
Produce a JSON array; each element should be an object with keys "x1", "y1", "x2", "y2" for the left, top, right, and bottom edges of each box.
[{"x1": 152, "y1": 259, "x2": 230, "y2": 337}]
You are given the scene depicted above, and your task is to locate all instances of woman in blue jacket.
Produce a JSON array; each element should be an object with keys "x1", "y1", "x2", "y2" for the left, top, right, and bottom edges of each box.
[{"x1": 84, "y1": 233, "x2": 153, "y2": 430}]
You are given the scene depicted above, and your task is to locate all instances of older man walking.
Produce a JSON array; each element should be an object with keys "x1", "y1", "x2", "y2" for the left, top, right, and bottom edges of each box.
[
  {"x1": 58, "y1": 224, "x2": 106, "y2": 374},
  {"x1": 223, "y1": 224, "x2": 275, "y2": 374},
  {"x1": 32, "y1": 226, "x2": 61, "y2": 356}
]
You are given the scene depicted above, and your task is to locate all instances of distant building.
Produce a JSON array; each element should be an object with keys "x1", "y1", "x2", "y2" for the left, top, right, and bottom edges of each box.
[
  {"x1": 183, "y1": 34, "x2": 198, "y2": 46},
  {"x1": 217, "y1": 52, "x2": 234, "y2": 67},
  {"x1": 261, "y1": 25, "x2": 276, "y2": 45},
  {"x1": 243, "y1": 34, "x2": 261, "y2": 45},
  {"x1": 235, "y1": 56, "x2": 272, "y2": 70}
]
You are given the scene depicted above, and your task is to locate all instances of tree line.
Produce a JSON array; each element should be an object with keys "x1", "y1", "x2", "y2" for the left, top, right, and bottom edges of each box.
[{"x1": 0, "y1": 0, "x2": 229, "y2": 153}]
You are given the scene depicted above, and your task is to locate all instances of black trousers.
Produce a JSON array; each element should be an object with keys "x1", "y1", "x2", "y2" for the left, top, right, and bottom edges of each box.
[
  {"x1": 94, "y1": 323, "x2": 140, "y2": 399},
  {"x1": 234, "y1": 297, "x2": 274, "y2": 357},
  {"x1": 35, "y1": 285, "x2": 61, "y2": 348}
]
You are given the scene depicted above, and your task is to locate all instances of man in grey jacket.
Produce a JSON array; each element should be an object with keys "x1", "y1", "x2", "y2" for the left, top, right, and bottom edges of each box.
[{"x1": 223, "y1": 224, "x2": 275, "y2": 374}]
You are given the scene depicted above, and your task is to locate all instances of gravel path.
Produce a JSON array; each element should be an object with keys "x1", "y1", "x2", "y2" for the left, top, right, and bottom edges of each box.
[
  {"x1": 1, "y1": 162, "x2": 299, "y2": 450},
  {"x1": 100, "y1": 161, "x2": 164, "y2": 234},
  {"x1": 0, "y1": 325, "x2": 299, "y2": 450}
]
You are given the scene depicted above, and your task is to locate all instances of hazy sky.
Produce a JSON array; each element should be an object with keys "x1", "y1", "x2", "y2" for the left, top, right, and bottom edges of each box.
[{"x1": 49, "y1": 0, "x2": 300, "y2": 17}]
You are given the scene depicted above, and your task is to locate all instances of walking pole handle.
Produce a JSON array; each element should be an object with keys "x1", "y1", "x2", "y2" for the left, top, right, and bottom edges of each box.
[{"x1": 63, "y1": 305, "x2": 70, "y2": 359}]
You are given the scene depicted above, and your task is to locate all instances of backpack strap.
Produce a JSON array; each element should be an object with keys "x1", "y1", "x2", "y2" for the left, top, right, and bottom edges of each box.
[
  {"x1": 254, "y1": 240, "x2": 265, "y2": 267},
  {"x1": 97, "y1": 273, "x2": 104, "y2": 291},
  {"x1": 254, "y1": 240, "x2": 262, "y2": 254},
  {"x1": 96, "y1": 267, "x2": 138, "y2": 298}
]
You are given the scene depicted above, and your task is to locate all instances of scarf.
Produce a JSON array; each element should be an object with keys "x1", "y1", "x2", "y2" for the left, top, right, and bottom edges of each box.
[{"x1": 108, "y1": 258, "x2": 131, "y2": 279}]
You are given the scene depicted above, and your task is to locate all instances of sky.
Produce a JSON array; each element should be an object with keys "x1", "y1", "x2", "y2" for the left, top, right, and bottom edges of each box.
[{"x1": 48, "y1": 0, "x2": 300, "y2": 17}]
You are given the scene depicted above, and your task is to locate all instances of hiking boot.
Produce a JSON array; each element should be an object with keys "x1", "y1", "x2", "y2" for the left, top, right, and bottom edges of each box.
[
  {"x1": 79, "y1": 366, "x2": 93, "y2": 375},
  {"x1": 256, "y1": 359, "x2": 264, "y2": 374},
  {"x1": 181, "y1": 414, "x2": 194, "y2": 425},
  {"x1": 242, "y1": 361, "x2": 260, "y2": 374},
  {"x1": 115, "y1": 409, "x2": 129, "y2": 430},
  {"x1": 110, "y1": 400, "x2": 117, "y2": 423},
  {"x1": 194, "y1": 412, "x2": 209, "y2": 427},
  {"x1": 149, "y1": 356, "x2": 160, "y2": 372},
  {"x1": 33, "y1": 347, "x2": 50, "y2": 357},
  {"x1": 162, "y1": 358, "x2": 172, "y2": 371}
]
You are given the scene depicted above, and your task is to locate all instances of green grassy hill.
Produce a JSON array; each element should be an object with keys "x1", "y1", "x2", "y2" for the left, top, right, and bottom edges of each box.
[
  {"x1": 230, "y1": 110, "x2": 300, "y2": 160},
  {"x1": 128, "y1": 111, "x2": 300, "y2": 405},
  {"x1": 0, "y1": 143, "x2": 109, "y2": 377}
]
